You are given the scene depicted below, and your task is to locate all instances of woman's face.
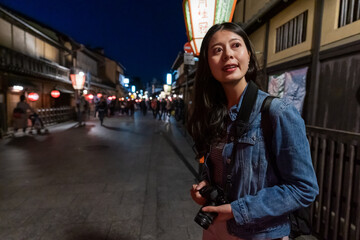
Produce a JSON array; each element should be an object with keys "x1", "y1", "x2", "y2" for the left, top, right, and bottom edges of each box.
[{"x1": 207, "y1": 30, "x2": 250, "y2": 85}]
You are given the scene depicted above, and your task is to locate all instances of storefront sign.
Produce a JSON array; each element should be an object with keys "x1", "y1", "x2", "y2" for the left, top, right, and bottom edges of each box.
[
  {"x1": 183, "y1": 0, "x2": 237, "y2": 55},
  {"x1": 184, "y1": 53, "x2": 195, "y2": 65}
]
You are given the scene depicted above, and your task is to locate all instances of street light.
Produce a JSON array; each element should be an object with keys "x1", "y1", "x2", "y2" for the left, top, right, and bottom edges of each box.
[
  {"x1": 70, "y1": 69, "x2": 86, "y2": 125},
  {"x1": 70, "y1": 71, "x2": 86, "y2": 90}
]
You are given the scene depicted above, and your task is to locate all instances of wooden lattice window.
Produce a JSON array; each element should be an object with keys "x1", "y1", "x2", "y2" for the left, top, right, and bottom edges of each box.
[
  {"x1": 339, "y1": 0, "x2": 360, "y2": 27},
  {"x1": 275, "y1": 11, "x2": 308, "y2": 53}
]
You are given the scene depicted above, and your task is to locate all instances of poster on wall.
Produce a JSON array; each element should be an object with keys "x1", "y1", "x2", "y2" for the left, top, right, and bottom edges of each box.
[{"x1": 268, "y1": 67, "x2": 308, "y2": 114}]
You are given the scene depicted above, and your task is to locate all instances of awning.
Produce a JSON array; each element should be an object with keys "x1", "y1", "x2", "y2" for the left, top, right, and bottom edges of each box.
[
  {"x1": 8, "y1": 78, "x2": 39, "y2": 91},
  {"x1": 55, "y1": 85, "x2": 75, "y2": 94}
]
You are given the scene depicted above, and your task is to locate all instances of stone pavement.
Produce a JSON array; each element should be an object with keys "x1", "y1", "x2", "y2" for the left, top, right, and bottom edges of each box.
[
  {"x1": 0, "y1": 111, "x2": 318, "y2": 240},
  {"x1": 0, "y1": 111, "x2": 202, "y2": 240}
]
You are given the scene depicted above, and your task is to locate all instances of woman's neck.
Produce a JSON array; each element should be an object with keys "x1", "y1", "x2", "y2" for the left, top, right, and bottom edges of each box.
[{"x1": 222, "y1": 78, "x2": 248, "y2": 109}]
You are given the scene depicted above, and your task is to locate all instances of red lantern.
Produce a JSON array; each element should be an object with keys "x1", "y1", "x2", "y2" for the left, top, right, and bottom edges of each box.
[
  {"x1": 87, "y1": 94, "x2": 94, "y2": 100},
  {"x1": 97, "y1": 93, "x2": 102, "y2": 98},
  {"x1": 28, "y1": 92, "x2": 39, "y2": 102},
  {"x1": 51, "y1": 90, "x2": 60, "y2": 98}
]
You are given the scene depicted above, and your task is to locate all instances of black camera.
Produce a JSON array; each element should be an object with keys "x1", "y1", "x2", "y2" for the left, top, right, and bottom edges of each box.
[{"x1": 194, "y1": 185, "x2": 228, "y2": 229}]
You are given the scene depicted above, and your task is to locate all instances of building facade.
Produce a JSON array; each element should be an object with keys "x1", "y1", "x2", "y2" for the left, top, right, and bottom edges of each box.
[
  {"x1": 0, "y1": 5, "x2": 126, "y2": 136},
  {"x1": 173, "y1": 0, "x2": 360, "y2": 239}
]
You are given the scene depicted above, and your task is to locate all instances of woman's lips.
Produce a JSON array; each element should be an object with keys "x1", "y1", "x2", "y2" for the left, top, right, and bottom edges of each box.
[{"x1": 222, "y1": 64, "x2": 238, "y2": 72}]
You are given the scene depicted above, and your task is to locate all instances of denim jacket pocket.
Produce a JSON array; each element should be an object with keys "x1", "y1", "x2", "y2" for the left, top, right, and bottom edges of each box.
[{"x1": 234, "y1": 134, "x2": 268, "y2": 196}]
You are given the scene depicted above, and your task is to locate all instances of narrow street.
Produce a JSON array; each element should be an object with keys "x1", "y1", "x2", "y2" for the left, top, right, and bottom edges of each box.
[{"x1": 0, "y1": 111, "x2": 202, "y2": 240}]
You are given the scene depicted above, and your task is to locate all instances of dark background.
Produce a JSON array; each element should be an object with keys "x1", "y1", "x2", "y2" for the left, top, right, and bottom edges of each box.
[{"x1": 0, "y1": 0, "x2": 188, "y2": 85}]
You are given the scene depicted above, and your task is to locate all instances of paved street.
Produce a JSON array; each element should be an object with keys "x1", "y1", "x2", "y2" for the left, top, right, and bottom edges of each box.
[{"x1": 0, "y1": 111, "x2": 202, "y2": 240}]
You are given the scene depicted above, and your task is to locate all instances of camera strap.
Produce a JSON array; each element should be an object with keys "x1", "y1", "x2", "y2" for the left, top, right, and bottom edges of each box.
[{"x1": 224, "y1": 80, "x2": 258, "y2": 197}]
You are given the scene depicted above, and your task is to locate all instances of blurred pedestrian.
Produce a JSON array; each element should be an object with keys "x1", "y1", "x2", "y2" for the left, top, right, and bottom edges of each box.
[
  {"x1": 13, "y1": 94, "x2": 34, "y2": 133},
  {"x1": 159, "y1": 98, "x2": 166, "y2": 120},
  {"x1": 96, "y1": 96, "x2": 107, "y2": 126},
  {"x1": 140, "y1": 99, "x2": 147, "y2": 116},
  {"x1": 76, "y1": 94, "x2": 88, "y2": 126}
]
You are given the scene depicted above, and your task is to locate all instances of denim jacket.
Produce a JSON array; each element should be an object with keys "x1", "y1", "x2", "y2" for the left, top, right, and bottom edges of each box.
[{"x1": 202, "y1": 89, "x2": 319, "y2": 239}]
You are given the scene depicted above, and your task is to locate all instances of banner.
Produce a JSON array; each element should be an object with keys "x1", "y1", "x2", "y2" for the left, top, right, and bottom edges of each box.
[{"x1": 268, "y1": 67, "x2": 308, "y2": 113}]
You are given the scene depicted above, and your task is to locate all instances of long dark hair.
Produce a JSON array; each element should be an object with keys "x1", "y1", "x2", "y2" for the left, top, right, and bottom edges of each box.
[{"x1": 187, "y1": 22, "x2": 259, "y2": 157}]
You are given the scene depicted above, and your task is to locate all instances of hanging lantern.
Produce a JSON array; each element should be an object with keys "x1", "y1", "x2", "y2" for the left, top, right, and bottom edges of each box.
[
  {"x1": 70, "y1": 71, "x2": 86, "y2": 90},
  {"x1": 28, "y1": 92, "x2": 39, "y2": 102},
  {"x1": 87, "y1": 94, "x2": 94, "y2": 100},
  {"x1": 97, "y1": 93, "x2": 103, "y2": 98},
  {"x1": 183, "y1": 0, "x2": 237, "y2": 56},
  {"x1": 51, "y1": 90, "x2": 60, "y2": 98}
]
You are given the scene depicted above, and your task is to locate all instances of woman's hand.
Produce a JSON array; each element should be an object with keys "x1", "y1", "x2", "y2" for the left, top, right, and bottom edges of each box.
[
  {"x1": 202, "y1": 204, "x2": 234, "y2": 221},
  {"x1": 190, "y1": 180, "x2": 208, "y2": 205}
]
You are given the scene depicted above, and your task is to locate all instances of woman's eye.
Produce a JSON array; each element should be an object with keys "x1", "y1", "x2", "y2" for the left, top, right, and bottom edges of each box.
[
  {"x1": 233, "y1": 42, "x2": 241, "y2": 48},
  {"x1": 213, "y1": 47, "x2": 222, "y2": 54}
]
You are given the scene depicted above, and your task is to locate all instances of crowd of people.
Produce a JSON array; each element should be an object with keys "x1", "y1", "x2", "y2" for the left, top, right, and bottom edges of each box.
[
  {"x1": 11, "y1": 93, "x2": 185, "y2": 135},
  {"x1": 89, "y1": 95, "x2": 185, "y2": 125}
]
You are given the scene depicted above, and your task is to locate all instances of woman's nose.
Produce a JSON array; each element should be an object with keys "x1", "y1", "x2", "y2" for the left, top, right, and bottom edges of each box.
[{"x1": 223, "y1": 49, "x2": 233, "y2": 60}]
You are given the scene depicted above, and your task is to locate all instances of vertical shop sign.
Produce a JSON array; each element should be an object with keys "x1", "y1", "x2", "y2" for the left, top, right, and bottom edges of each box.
[{"x1": 183, "y1": 0, "x2": 236, "y2": 55}]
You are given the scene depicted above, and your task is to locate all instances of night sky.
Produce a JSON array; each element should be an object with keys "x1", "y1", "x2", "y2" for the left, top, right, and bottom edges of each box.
[{"x1": 0, "y1": 0, "x2": 188, "y2": 85}]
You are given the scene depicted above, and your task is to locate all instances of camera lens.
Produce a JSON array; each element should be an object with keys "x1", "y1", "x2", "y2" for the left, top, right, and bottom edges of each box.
[{"x1": 194, "y1": 209, "x2": 218, "y2": 230}]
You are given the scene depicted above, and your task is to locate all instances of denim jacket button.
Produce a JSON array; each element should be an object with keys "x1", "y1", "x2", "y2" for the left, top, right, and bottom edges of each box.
[
  {"x1": 230, "y1": 136, "x2": 234, "y2": 141},
  {"x1": 226, "y1": 158, "x2": 231, "y2": 164}
]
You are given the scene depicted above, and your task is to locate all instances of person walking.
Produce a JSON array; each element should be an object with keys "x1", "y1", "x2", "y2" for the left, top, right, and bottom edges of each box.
[
  {"x1": 96, "y1": 97, "x2": 107, "y2": 126},
  {"x1": 188, "y1": 22, "x2": 318, "y2": 240},
  {"x1": 13, "y1": 94, "x2": 34, "y2": 134},
  {"x1": 76, "y1": 94, "x2": 88, "y2": 126}
]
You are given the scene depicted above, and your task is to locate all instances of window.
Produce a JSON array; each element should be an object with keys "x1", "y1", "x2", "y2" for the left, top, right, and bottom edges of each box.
[
  {"x1": 339, "y1": 0, "x2": 360, "y2": 27},
  {"x1": 275, "y1": 11, "x2": 308, "y2": 53}
]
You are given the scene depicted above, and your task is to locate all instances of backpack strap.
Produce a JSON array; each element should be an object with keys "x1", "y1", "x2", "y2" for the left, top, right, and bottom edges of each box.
[
  {"x1": 234, "y1": 80, "x2": 259, "y2": 138},
  {"x1": 225, "y1": 81, "x2": 259, "y2": 196},
  {"x1": 261, "y1": 96, "x2": 281, "y2": 180}
]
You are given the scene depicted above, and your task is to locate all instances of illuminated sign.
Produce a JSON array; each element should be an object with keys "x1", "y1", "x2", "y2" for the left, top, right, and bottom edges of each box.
[
  {"x1": 166, "y1": 73, "x2": 172, "y2": 85},
  {"x1": 183, "y1": 0, "x2": 237, "y2": 55}
]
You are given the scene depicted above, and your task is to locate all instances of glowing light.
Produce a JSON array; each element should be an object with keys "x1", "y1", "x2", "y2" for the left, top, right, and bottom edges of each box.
[
  {"x1": 13, "y1": 85, "x2": 24, "y2": 91},
  {"x1": 28, "y1": 92, "x2": 39, "y2": 101},
  {"x1": 167, "y1": 73, "x2": 172, "y2": 85},
  {"x1": 87, "y1": 94, "x2": 94, "y2": 100},
  {"x1": 97, "y1": 93, "x2": 102, "y2": 98},
  {"x1": 51, "y1": 90, "x2": 60, "y2": 98},
  {"x1": 70, "y1": 72, "x2": 86, "y2": 90}
]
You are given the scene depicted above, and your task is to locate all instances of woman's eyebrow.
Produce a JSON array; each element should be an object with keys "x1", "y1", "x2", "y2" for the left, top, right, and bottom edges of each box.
[{"x1": 210, "y1": 38, "x2": 242, "y2": 48}]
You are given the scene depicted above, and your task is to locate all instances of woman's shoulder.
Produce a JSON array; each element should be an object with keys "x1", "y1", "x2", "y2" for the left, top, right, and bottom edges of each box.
[{"x1": 257, "y1": 90, "x2": 301, "y2": 118}]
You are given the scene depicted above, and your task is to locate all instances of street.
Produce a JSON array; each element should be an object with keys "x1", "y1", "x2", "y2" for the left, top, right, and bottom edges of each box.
[{"x1": 0, "y1": 111, "x2": 202, "y2": 240}]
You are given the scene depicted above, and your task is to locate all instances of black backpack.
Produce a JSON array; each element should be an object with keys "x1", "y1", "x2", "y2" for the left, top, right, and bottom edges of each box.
[{"x1": 261, "y1": 96, "x2": 312, "y2": 239}]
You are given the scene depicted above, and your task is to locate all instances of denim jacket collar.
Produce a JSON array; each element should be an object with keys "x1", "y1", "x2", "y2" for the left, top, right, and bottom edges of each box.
[{"x1": 228, "y1": 83, "x2": 249, "y2": 122}]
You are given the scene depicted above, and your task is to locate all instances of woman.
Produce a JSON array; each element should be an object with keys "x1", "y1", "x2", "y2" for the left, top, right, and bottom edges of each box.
[{"x1": 188, "y1": 22, "x2": 318, "y2": 240}]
